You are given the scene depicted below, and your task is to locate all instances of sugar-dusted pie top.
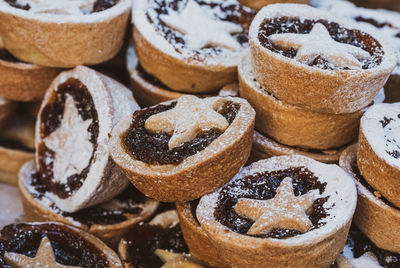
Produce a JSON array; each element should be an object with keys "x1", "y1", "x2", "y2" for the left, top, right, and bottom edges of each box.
[
  {"x1": 361, "y1": 103, "x2": 400, "y2": 168},
  {"x1": 197, "y1": 155, "x2": 357, "y2": 243},
  {"x1": 133, "y1": 0, "x2": 254, "y2": 66}
]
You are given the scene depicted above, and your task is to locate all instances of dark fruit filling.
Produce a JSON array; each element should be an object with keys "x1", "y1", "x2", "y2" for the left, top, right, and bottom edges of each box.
[
  {"x1": 28, "y1": 171, "x2": 147, "y2": 226},
  {"x1": 147, "y1": 0, "x2": 254, "y2": 59},
  {"x1": 0, "y1": 49, "x2": 23, "y2": 63},
  {"x1": 5, "y1": 0, "x2": 118, "y2": 13},
  {"x1": 4, "y1": 0, "x2": 29, "y2": 10},
  {"x1": 136, "y1": 63, "x2": 172, "y2": 90},
  {"x1": 38, "y1": 78, "x2": 99, "y2": 199},
  {"x1": 123, "y1": 100, "x2": 239, "y2": 165},
  {"x1": 215, "y1": 167, "x2": 329, "y2": 239},
  {"x1": 122, "y1": 222, "x2": 188, "y2": 268},
  {"x1": 258, "y1": 17, "x2": 383, "y2": 70},
  {"x1": 343, "y1": 225, "x2": 400, "y2": 268},
  {"x1": 0, "y1": 223, "x2": 109, "y2": 268}
]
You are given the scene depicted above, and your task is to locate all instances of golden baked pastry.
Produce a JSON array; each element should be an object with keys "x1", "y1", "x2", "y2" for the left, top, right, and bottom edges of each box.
[
  {"x1": 110, "y1": 95, "x2": 255, "y2": 202},
  {"x1": 18, "y1": 160, "x2": 159, "y2": 248},
  {"x1": 340, "y1": 144, "x2": 400, "y2": 254},
  {"x1": 0, "y1": 97, "x2": 15, "y2": 130},
  {"x1": 0, "y1": 0, "x2": 131, "y2": 67},
  {"x1": 35, "y1": 66, "x2": 139, "y2": 212},
  {"x1": 196, "y1": 155, "x2": 357, "y2": 268},
  {"x1": 0, "y1": 221, "x2": 123, "y2": 267},
  {"x1": 239, "y1": 0, "x2": 309, "y2": 10},
  {"x1": 249, "y1": 4, "x2": 397, "y2": 114},
  {"x1": 0, "y1": 49, "x2": 60, "y2": 101},
  {"x1": 0, "y1": 183, "x2": 24, "y2": 228},
  {"x1": 357, "y1": 102, "x2": 400, "y2": 208},
  {"x1": 132, "y1": 0, "x2": 254, "y2": 93}
]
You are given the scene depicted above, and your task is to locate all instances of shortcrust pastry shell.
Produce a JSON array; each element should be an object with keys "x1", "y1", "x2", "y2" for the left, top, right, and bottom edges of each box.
[{"x1": 239, "y1": 0, "x2": 309, "y2": 10}]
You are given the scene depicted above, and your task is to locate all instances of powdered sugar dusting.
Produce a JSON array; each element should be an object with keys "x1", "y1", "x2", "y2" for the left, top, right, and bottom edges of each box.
[
  {"x1": 361, "y1": 103, "x2": 400, "y2": 168},
  {"x1": 11, "y1": 0, "x2": 96, "y2": 15},
  {"x1": 197, "y1": 155, "x2": 357, "y2": 245},
  {"x1": 336, "y1": 252, "x2": 381, "y2": 268}
]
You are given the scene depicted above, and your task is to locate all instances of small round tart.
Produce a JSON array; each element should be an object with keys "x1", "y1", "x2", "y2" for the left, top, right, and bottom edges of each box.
[
  {"x1": 126, "y1": 44, "x2": 209, "y2": 107},
  {"x1": 357, "y1": 103, "x2": 400, "y2": 208},
  {"x1": 0, "y1": 49, "x2": 60, "y2": 101},
  {"x1": 18, "y1": 161, "x2": 159, "y2": 248},
  {"x1": 196, "y1": 155, "x2": 357, "y2": 268},
  {"x1": 249, "y1": 4, "x2": 397, "y2": 114},
  {"x1": 0, "y1": 0, "x2": 131, "y2": 68},
  {"x1": 252, "y1": 131, "x2": 348, "y2": 164},
  {"x1": 133, "y1": 0, "x2": 255, "y2": 93},
  {"x1": 0, "y1": 221, "x2": 123, "y2": 267},
  {"x1": 110, "y1": 95, "x2": 255, "y2": 202},
  {"x1": 239, "y1": 51, "x2": 367, "y2": 149},
  {"x1": 341, "y1": 144, "x2": 400, "y2": 253},
  {"x1": 35, "y1": 66, "x2": 139, "y2": 213},
  {"x1": 176, "y1": 201, "x2": 228, "y2": 268},
  {"x1": 118, "y1": 210, "x2": 204, "y2": 268},
  {"x1": 0, "y1": 115, "x2": 35, "y2": 185},
  {"x1": 0, "y1": 97, "x2": 15, "y2": 129},
  {"x1": 239, "y1": 0, "x2": 309, "y2": 11},
  {"x1": 334, "y1": 225, "x2": 400, "y2": 268}
]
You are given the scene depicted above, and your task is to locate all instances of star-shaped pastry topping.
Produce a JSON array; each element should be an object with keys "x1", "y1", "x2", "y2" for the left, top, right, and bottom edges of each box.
[
  {"x1": 336, "y1": 252, "x2": 381, "y2": 268},
  {"x1": 159, "y1": 0, "x2": 243, "y2": 51},
  {"x1": 234, "y1": 177, "x2": 319, "y2": 235},
  {"x1": 4, "y1": 236, "x2": 80, "y2": 268},
  {"x1": 155, "y1": 249, "x2": 204, "y2": 268},
  {"x1": 145, "y1": 95, "x2": 229, "y2": 149},
  {"x1": 44, "y1": 94, "x2": 93, "y2": 184},
  {"x1": 268, "y1": 23, "x2": 371, "y2": 70},
  {"x1": 17, "y1": 0, "x2": 96, "y2": 15}
]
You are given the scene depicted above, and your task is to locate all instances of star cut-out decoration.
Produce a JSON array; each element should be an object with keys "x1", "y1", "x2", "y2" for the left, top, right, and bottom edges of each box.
[
  {"x1": 18, "y1": 0, "x2": 96, "y2": 15},
  {"x1": 154, "y1": 249, "x2": 203, "y2": 268},
  {"x1": 336, "y1": 252, "x2": 381, "y2": 268},
  {"x1": 234, "y1": 177, "x2": 319, "y2": 235},
  {"x1": 268, "y1": 23, "x2": 371, "y2": 70},
  {"x1": 159, "y1": 0, "x2": 243, "y2": 51},
  {"x1": 4, "y1": 236, "x2": 80, "y2": 268},
  {"x1": 44, "y1": 94, "x2": 93, "y2": 184},
  {"x1": 145, "y1": 95, "x2": 229, "y2": 149}
]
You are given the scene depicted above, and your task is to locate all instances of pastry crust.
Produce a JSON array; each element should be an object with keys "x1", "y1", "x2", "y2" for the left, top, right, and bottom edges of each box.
[
  {"x1": 385, "y1": 73, "x2": 400, "y2": 103},
  {"x1": 0, "y1": 0, "x2": 131, "y2": 67},
  {"x1": 176, "y1": 202, "x2": 228, "y2": 268},
  {"x1": 132, "y1": 0, "x2": 252, "y2": 93},
  {"x1": 357, "y1": 103, "x2": 400, "y2": 208},
  {"x1": 239, "y1": 0, "x2": 309, "y2": 10},
  {"x1": 36, "y1": 66, "x2": 139, "y2": 212},
  {"x1": 252, "y1": 131, "x2": 348, "y2": 164},
  {"x1": 18, "y1": 161, "x2": 159, "y2": 248},
  {"x1": 0, "y1": 98, "x2": 15, "y2": 129},
  {"x1": 249, "y1": 4, "x2": 397, "y2": 114},
  {"x1": 196, "y1": 155, "x2": 357, "y2": 268},
  {"x1": 340, "y1": 144, "x2": 400, "y2": 254},
  {"x1": 239, "y1": 52, "x2": 365, "y2": 149},
  {"x1": 110, "y1": 96, "x2": 255, "y2": 202},
  {"x1": 0, "y1": 57, "x2": 60, "y2": 101}
]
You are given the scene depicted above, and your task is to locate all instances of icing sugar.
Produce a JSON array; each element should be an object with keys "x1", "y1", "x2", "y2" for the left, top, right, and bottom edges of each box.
[
  {"x1": 14, "y1": 0, "x2": 96, "y2": 15},
  {"x1": 336, "y1": 252, "x2": 381, "y2": 268},
  {"x1": 43, "y1": 94, "x2": 93, "y2": 184},
  {"x1": 361, "y1": 103, "x2": 400, "y2": 168}
]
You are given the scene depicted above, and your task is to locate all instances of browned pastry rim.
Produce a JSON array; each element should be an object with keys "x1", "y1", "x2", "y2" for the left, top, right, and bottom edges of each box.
[
  {"x1": 110, "y1": 96, "x2": 255, "y2": 202},
  {"x1": 239, "y1": 0, "x2": 309, "y2": 10},
  {"x1": 0, "y1": 56, "x2": 60, "y2": 101},
  {"x1": 239, "y1": 52, "x2": 365, "y2": 149},
  {"x1": 249, "y1": 4, "x2": 397, "y2": 114},
  {"x1": 339, "y1": 144, "x2": 400, "y2": 254},
  {"x1": 0, "y1": 0, "x2": 131, "y2": 67},
  {"x1": 176, "y1": 202, "x2": 228, "y2": 268},
  {"x1": 18, "y1": 161, "x2": 159, "y2": 248},
  {"x1": 252, "y1": 131, "x2": 348, "y2": 164}
]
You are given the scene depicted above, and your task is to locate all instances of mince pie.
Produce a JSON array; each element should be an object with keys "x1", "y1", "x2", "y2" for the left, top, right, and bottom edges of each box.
[
  {"x1": 0, "y1": 48, "x2": 60, "y2": 101},
  {"x1": 340, "y1": 144, "x2": 400, "y2": 254},
  {"x1": 239, "y1": 51, "x2": 378, "y2": 150},
  {"x1": 176, "y1": 201, "x2": 228, "y2": 268},
  {"x1": 249, "y1": 3, "x2": 397, "y2": 114},
  {"x1": 118, "y1": 210, "x2": 205, "y2": 268},
  {"x1": 335, "y1": 225, "x2": 400, "y2": 268},
  {"x1": 35, "y1": 66, "x2": 139, "y2": 212},
  {"x1": 0, "y1": 221, "x2": 123, "y2": 267},
  {"x1": 110, "y1": 95, "x2": 255, "y2": 202},
  {"x1": 239, "y1": 0, "x2": 309, "y2": 10},
  {"x1": 132, "y1": 0, "x2": 255, "y2": 93},
  {"x1": 18, "y1": 160, "x2": 159, "y2": 248},
  {"x1": 357, "y1": 103, "x2": 400, "y2": 208},
  {"x1": 0, "y1": 0, "x2": 131, "y2": 67},
  {"x1": 196, "y1": 155, "x2": 357, "y2": 268}
]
